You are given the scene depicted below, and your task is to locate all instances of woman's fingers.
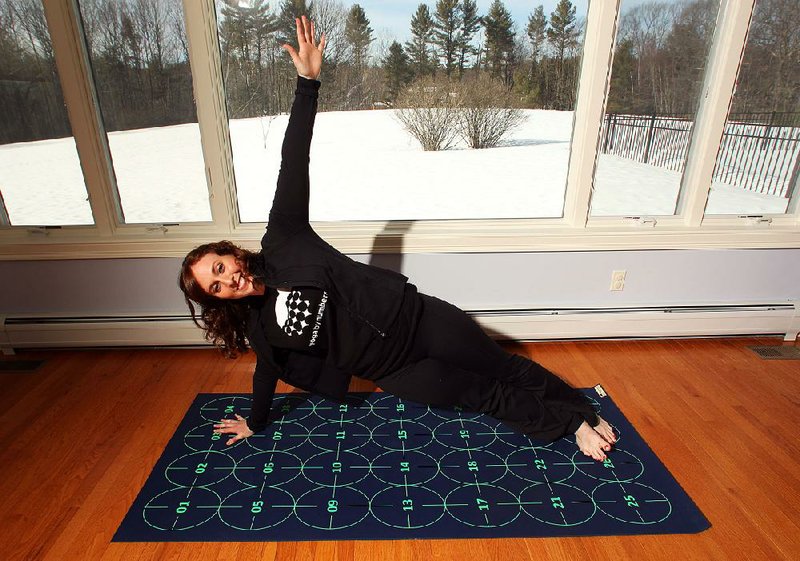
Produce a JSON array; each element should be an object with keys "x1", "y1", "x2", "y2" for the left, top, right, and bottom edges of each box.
[
  {"x1": 295, "y1": 16, "x2": 304, "y2": 46},
  {"x1": 319, "y1": 32, "x2": 327, "y2": 53},
  {"x1": 303, "y1": 15, "x2": 312, "y2": 44}
]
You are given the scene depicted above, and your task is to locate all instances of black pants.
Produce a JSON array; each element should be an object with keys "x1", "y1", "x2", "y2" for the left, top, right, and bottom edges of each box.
[{"x1": 374, "y1": 294, "x2": 598, "y2": 442}]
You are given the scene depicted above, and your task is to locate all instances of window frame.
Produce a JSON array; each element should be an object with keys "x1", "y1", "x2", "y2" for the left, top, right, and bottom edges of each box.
[{"x1": 0, "y1": 0, "x2": 797, "y2": 261}]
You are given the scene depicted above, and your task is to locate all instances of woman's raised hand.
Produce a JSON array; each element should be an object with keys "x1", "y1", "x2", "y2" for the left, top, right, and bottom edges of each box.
[{"x1": 282, "y1": 16, "x2": 326, "y2": 80}]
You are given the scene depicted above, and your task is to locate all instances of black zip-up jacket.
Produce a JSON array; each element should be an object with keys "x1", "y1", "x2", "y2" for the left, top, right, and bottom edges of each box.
[{"x1": 246, "y1": 77, "x2": 408, "y2": 433}]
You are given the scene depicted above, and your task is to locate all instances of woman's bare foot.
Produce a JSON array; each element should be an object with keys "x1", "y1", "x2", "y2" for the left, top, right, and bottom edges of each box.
[
  {"x1": 593, "y1": 415, "x2": 617, "y2": 444},
  {"x1": 575, "y1": 421, "x2": 612, "y2": 461}
]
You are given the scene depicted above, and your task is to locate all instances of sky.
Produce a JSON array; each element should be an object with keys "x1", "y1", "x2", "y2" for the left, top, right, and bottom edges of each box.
[
  {"x1": 357, "y1": 0, "x2": 589, "y2": 43},
  {"x1": 346, "y1": 0, "x2": 660, "y2": 43}
]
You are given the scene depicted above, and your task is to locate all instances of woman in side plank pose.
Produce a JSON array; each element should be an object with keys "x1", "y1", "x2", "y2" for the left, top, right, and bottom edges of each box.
[{"x1": 179, "y1": 17, "x2": 616, "y2": 461}]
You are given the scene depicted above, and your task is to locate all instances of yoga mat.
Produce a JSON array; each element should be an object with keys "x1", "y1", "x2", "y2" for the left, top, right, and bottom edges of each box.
[{"x1": 113, "y1": 386, "x2": 709, "y2": 541}]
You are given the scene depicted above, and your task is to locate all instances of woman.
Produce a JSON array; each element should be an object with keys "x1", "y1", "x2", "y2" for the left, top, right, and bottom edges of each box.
[{"x1": 179, "y1": 17, "x2": 616, "y2": 461}]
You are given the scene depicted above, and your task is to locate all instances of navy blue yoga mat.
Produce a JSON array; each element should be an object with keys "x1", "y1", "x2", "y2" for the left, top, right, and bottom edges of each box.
[{"x1": 113, "y1": 387, "x2": 709, "y2": 541}]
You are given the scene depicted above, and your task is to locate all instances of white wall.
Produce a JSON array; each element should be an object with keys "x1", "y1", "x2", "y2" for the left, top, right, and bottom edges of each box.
[{"x1": 1, "y1": 248, "x2": 798, "y2": 316}]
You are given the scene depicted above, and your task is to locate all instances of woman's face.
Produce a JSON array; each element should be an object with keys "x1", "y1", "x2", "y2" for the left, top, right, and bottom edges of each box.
[{"x1": 190, "y1": 252, "x2": 264, "y2": 300}]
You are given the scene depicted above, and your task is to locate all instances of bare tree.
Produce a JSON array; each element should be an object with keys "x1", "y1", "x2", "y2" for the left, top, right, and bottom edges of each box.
[
  {"x1": 394, "y1": 75, "x2": 460, "y2": 151},
  {"x1": 455, "y1": 73, "x2": 524, "y2": 148}
]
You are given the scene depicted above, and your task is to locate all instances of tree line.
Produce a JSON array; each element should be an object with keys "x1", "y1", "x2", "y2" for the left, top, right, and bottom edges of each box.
[{"x1": 0, "y1": 0, "x2": 796, "y2": 145}]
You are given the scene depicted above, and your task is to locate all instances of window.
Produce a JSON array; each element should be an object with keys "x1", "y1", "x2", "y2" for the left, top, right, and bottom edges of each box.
[
  {"x1": 217, "y1": 0, "x2": 590, "y2": 222},
  {"x1": 705, "y1": 0, "x2": 799, "y2": 216},
  {"x1": 0, "y1": 0, "x2": 93, "y2": 226},
  {"x1": 589, "y1": 0, "x2": 720, "y2": 217},
  {"x1": 77, "y1": 0, "x2": 210, "y2": 224},
  {"x1": 0, "y1": 0, "x2": 797, "y2": 259}
]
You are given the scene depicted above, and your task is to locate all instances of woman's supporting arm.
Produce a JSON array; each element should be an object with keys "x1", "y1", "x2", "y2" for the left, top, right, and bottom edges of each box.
[{"x1": 246, "y1": 358, "x2": 280, "y2": 433}]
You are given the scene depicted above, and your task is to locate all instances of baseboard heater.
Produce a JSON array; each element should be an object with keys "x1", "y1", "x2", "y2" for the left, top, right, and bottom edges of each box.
[{"x1": 1, "y1": 302, "x2": 798, "y2": 354}]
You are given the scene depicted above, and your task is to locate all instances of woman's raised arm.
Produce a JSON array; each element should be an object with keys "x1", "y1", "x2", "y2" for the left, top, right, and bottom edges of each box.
[{"x1": 266, "y1": 16, "x2": 327, "y2": 245}]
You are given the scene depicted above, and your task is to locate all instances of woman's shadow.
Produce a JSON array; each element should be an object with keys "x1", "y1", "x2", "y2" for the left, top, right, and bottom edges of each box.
[{"x1": 343, "y1": 220, "x2": 415, "y2": 395}]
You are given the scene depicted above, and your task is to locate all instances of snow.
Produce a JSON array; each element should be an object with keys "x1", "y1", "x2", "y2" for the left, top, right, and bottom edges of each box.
[{"x1": 0, "y1": 108, "x2": 789, "y2": 226}]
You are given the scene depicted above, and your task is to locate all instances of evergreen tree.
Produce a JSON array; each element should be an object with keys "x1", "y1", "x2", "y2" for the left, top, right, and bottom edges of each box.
[
  {"x1": 218, "y1": 0, "x2": 277, "y2": 117},
  {"x1": 527, "y1": 5, "x2": 547, "y2": 63},
  {"x1": 432, "y1": 0, "x2": 461, "y2": 77},
  {"x1": 483, "y1": 0, "x2": 515, "y2": 85},
  {"x1": 456, "y1": 0, "x2": 481, "y2": 77},
  {"x1": 277, "y1": 0, "x2": 314, "y2": 46},
  {"x1": 405, "y1": 4, "x2": 436, "y2": 77},
  {"x1": 547, "y1": 0, "x2": 579, "y2": 109},
  {"x1": 607, "y1": 38, "x2": 636, "y2": 114},
  {"x1": 383, "y1": 41, "x2": 413, "y2": 102},
  {"x1": 344, "y1": 4, "x2": 373, "y2": 68}
]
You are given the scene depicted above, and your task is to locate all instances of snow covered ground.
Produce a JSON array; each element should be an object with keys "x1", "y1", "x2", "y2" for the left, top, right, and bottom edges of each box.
[{"x1": 0, "y1": 108, "x2": 790, "y2": 226}]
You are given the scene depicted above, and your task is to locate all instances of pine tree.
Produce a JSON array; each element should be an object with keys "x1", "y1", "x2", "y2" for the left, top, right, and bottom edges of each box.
[
  {"x1": 344, "y1": 4, "x2": 373, "y2": 68},
  {"x1": 456, "y1": 0, "x2": 481, "y2": 77},
  {"x1": 277, "y1": 0, "x2": 314, "y2": 46},
  {"x1": 483, "y1": 0, "x2": 515, "y2": 85},
  {"x1": 527, "y1": 5, "x2": 547, "y2": 63},
  {"x1": 432, "y1": 0, "x2": 461, "y2": 77},
  {"x1": 218, "y1": 0, "x2": 278, "y2": 117},
  {"x1": 405, "y1": 4, "x2": 436, "y2": 78},
  {"x1": 383, "y1": 41, "x2": 413, "y2": 102},
  {"x1": 547, "y1": 0, "x2": 579, "y2": 109}
]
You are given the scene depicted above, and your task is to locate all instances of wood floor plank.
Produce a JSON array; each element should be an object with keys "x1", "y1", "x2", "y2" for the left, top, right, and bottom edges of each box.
[{"x1": 1, "y1": 337, "x2": 799, "y2": 560}]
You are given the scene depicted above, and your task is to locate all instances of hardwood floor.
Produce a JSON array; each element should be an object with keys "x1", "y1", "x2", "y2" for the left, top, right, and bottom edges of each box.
[{"x1": 1, "y1": 337, "x2": 798, "y2": 560}]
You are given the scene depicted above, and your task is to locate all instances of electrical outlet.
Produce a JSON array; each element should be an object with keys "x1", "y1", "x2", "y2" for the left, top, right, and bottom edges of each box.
[{"x1": 610, "y1": 270, "x2": 626, "y2": 291}]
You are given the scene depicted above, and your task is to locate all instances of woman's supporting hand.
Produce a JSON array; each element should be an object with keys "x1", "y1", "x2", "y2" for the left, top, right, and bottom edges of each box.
[
  {"x1": 282, "y1": 15, "x2": 326, "y2": 80},
  {"x1": 214, "y1": 413, "x2": 254, "y2": 446}
]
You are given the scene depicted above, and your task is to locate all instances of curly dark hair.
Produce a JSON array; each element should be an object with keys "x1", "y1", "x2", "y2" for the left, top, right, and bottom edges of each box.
[{"x1": 179, "y1": 241, "x2": 265, "y2": 358}]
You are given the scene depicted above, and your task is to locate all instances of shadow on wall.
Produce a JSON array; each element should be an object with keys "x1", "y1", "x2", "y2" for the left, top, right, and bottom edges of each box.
[
  {"x1": 366, "y1": 221, "x2": 413, "y2": 274},
  {"x1": 366, "y1": 222, "x2": 519, "y2": 342}
]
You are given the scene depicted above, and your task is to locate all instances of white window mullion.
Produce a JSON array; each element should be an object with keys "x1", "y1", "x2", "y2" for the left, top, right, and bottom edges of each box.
[
  {"x1": 676, "y1": 0, "x2": 755, "y2": 227},
  {"x1": 562, "y1": 0, "x2": 619, "y2": 228},
  {"x1": 182, "y1": 0, "x2": 238, "y2": 235},
  {"x1": 42, "y1": 0, "x2": 121, "y2": 236},
  {"x1": 790, "y1": 173, "x2": 800, "y2": 223}
]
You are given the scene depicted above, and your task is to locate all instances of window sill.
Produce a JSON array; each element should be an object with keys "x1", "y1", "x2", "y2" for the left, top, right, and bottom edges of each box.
[{"x1": 1, "y1": 218, "x2": 798, "y2": 260}]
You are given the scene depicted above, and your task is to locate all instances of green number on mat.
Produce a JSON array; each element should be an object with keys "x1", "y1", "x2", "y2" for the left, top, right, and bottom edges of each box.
[
  {"x1": 211, "y1": 432, "x2": 220, "y2": 441},
  {"x1": 339, "y1": 404, "x2": 348, "y2": 413},
  {"x1": 400, "y1": 461, "x2": 410, "y2": 472},
  {"x1": 336, "y1": 430, "x2": 346, "y2": 440},
  {"x1": 397, "y1": 430, "x2": 407, "y2": 440},
  {"x1": 402, "y1": 499, "x2": 413, "y2": 511},
  {"x1": 476, "y1": 498, "x2": 489, "y2": 511},
  {"x1": 467, "y1": 460, "x2": 479, "y2": 472},
  {"x1": 332, "y1": 461, "x2": 342, "y2": 473},
  {"x1": 551, "y1": 497, "x2": 564, "y2": 509},
  {"x1": 460, "y1": 429, "x2": 469, "y2": 439},
  {"x1": 397, "y1": 403, "x2": 405, "y2": 412},
  {"x1": 272, "y1": 430, "x2": 282, "y2": 441},
  {"x1": 251, "y1": 500, "x2": 263, "y2": 514},
  {"x1": 225, "y1": 405, "x2": 234, "y2": 413},
  {"x1": 624, "y1": 495, "x2": 639, "y2": 507},
  {"x1": 195, "y1": 462, "x2": 207, "y2": 474},
  {"x1": 534, "y1": 459, "x2": 547, "y2": 470},
  {"x1": 263, "y1": 462, "x2": 274, "y2": 474},
  {"x1": 603, "y1": 458, "x2": 614, "y2": 469},
  {"x1": 176, "y1": 501, "x2": 189, "y2": 514},
  {"x1": 327, "y1": 499, "x2": 338, "y2": 513}
]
